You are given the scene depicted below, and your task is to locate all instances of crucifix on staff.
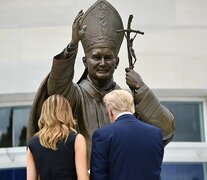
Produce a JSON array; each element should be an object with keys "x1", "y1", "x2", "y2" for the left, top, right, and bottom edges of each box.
[{"x1": 117, "y1": 14, "x2": 144, "y2": 69}]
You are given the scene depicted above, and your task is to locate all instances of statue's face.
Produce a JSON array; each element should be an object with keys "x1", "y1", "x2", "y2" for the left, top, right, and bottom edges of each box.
[{"x1": 84, "y1": 47, "x2": 119, "y2": 82}]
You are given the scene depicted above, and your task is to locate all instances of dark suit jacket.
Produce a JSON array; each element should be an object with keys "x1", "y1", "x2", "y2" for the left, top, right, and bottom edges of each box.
[{"x1": 90, "y1": 114, "x2": 164, "y2": 180}]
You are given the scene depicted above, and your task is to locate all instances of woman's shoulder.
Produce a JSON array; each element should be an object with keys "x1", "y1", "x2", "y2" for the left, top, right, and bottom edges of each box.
[
  {"x1": 75, "y1": 133, "x2": 85, "y2": 141},
  {"x1": 74, "y1": 133, "x2": 86, "y2": 149},
  {"x1": 65, "y1": 132, "x2": 77, "y2": 144},
  {"x1": 31, "y1": 134, "x2": 39, "y2": 141},
  {"x1": 28, "y1": 134, "x2": 39, "y2": 149}
]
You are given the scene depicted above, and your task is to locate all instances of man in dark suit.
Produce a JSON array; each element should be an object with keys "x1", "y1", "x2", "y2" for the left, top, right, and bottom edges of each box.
[{"x1": 90, "y1": 89, "x2": 164, "y2": 180}]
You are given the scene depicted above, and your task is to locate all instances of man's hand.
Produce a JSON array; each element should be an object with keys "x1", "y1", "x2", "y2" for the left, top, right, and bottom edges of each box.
[
  {"x1": 71, "y1": 10, "x2": 87, "y2": 45},
  {"x1": 125, "y1": 68, "x2": 145, "y2": 90}
]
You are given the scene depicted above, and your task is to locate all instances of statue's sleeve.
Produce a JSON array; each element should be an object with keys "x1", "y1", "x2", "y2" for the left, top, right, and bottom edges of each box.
[
  {"x1": 47, "y1": 44, "x2": 80, "y2": 108},
  {"x1": 134, "y1": 85, "x2": 175, "y2": 146},
  {"x1": 27, "y1": 45, "x2": 80, "y2": 143}
]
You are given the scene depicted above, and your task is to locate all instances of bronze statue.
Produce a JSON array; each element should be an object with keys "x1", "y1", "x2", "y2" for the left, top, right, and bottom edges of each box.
[{"x1": 27, "y1": 0, "x2": 175, "y2": 163}]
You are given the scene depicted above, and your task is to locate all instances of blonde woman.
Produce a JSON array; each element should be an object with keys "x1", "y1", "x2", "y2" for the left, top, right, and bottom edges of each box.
[{"x1": 27, "y1": 94, "x2": 89, "y2": 180}]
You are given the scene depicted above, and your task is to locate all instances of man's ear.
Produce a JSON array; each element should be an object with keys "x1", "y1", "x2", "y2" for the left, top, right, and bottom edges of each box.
[
  {"x1": 82, "y1": 57, "x2": 87, "y2": 67},
  {"x1": 115, "y1": 57, "x2": 119, "y2": 69},
  {"x1": 109, "y1": 109, "x2": 113, "y2": 116},
  {"x1": 109, "y1": 109, "x2": 115, "y2": 122}
]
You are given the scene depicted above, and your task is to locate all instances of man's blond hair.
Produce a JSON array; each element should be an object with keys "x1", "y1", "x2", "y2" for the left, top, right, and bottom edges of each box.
[{"x1": 103, "y1": 90, "x2": 135, "y2": 114}]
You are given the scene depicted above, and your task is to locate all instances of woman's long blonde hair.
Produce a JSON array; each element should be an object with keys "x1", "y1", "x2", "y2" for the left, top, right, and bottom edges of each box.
[{"x1": 37, "y1": 94, "x2": 77, "y2": 150}]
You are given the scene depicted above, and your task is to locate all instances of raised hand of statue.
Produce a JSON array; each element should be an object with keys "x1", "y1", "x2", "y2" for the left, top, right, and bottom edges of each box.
[
  {"x1": 71, "y1": 10, "x2": 87, "y2": 45},
  {"x1": 125, "y1": 68, "x2": 145, "y2": 90}
]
